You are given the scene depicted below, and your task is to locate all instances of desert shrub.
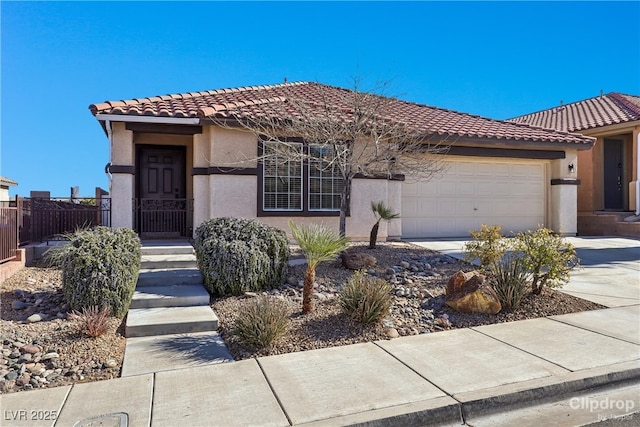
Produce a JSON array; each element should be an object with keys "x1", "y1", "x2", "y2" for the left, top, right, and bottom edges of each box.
[
  {"x1": 235, "y1": 296, "x2": 289, "y2": 349},
  {"x1": 491, "y1": 253, "x2": 529, "y2": 310},
  {"x1": 194, "y1": 218, "x2": 290, "y2": 296},
  {"x1": 464, "y1": 225, "x2": 508, "y2": 271},
  {"x1": 513, "y1": 227, "x2": 579, "y2": 295},
  {"x1": 339, "y1": 271, "x2": 392, "y2": 324},
  {"x1": 59, "y1": 227, "x2": 141, "y2": 317},
  {"x1": 68, "y1": 306, "x2": 112, "y2": 337}
]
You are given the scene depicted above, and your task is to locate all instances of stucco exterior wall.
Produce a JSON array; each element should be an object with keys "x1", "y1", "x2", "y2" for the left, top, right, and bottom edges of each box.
[
  {"x1": 209, "y1": 127, "x2": 257, "y2": 168},
  {"x1": 110, "y1": 123, "x2": 134, "y2": 228}
]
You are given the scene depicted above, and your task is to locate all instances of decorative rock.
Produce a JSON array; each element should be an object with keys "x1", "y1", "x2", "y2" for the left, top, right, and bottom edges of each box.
[
  {"x1": 445, "y1": 271, "x2": 501, "y2": 314},
  {"x1": 341, "y1": 251, "x2": 377, "y2": 270},
  {"x1": 400, "y1": 261, "x2": 410, "y2": 269},
  {"x1": 103, "y1": 359, "x2": 118, "y2": 369},
  {"x1": 20, "y1": 344, "x2": 41, "y2": 354},
  {"x1": 386, "y1": 328, "x2": 400, "y2": 338},
  {"x1": 11, "y1": 301, "x2": 28, "y2": 310},
  {"x1": 26, "y1": 313, "x2": 45, "y2": 323},
  {"x1": 42, "y1": 352, "x2": 59, "y2": 361}
]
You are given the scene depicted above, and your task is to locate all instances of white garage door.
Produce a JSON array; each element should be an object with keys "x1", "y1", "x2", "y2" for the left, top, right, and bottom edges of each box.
[{"x1": 401, "y1": 159, "x2": 546, "y2": 238}]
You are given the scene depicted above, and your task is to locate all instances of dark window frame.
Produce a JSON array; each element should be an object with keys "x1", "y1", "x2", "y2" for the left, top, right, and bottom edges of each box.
[{"x1": 257, "y1": 138, "x2": 343, "y2": 217}]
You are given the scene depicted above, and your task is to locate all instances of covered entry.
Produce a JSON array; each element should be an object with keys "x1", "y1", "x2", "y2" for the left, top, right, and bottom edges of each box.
[
  {"x1": 135, "y1": 145, "x2": 192, "y2": 237},
  {"x1": 401, "y1": 158, "x2": 546, "y2": 238}
]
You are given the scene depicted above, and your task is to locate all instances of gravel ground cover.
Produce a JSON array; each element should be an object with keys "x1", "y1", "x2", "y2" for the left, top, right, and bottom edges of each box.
[
  {"x1": 213, "y1": 241, "x2": 604, "y2": 360},
  {"x1": 1, "y1": 241, "x2": 603, "y2": 393}
]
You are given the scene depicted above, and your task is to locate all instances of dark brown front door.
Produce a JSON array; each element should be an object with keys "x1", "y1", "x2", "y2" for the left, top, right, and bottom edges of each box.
[
  {"x1": 137, "y1": 146, "x2": 187, "y2": 236},
  {"x1": 603, "y1": 139, "x2": 624, "y2": 210}
]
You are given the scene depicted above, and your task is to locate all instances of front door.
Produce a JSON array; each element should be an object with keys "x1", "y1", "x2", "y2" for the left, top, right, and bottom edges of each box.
[
  {"x1": 137, "y1": 146, "x2": 187, "y2": 236},
  {"x1": 603, "y1": 139, "x2": 624, "y2": 210}
]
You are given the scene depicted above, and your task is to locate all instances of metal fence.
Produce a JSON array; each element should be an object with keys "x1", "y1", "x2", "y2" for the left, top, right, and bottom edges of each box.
[
  {"x1": 0, "y1": 205, "x2": 18, "y2": 263},
  {"x1": 15, "y1": 196, "x2": 111, "y2": 244},
  {"x1": 134, "y1": 198, "x2": 193, "y2": 237}
]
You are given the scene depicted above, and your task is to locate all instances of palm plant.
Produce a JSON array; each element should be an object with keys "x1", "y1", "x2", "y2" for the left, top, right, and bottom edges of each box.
[
  {"x1": 289, "y1": 222, "x2": 350, "y2": 313},
  {"x1": 369, "y1": 201, "x2": 400, "y2": 249}
]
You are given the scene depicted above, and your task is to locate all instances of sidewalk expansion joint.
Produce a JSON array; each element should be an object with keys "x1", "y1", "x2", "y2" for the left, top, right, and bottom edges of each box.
[
  {"x1": 469, "y1": 326, "x2": 571, "y2": 372},
  {"x1": 256, "y1": 358, "x2": 294, "y2": 426},
  {"x1": 547, "y1": 316, "x2": 640, "y2": 346},
  {"x1": 372, "y1": 341, "x2": 455, "y2": 398}
]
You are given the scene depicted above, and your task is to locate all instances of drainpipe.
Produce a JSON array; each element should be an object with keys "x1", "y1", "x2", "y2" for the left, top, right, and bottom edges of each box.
[{"x1": 105, "y1": 119, "x2": 113, "y2": 186}]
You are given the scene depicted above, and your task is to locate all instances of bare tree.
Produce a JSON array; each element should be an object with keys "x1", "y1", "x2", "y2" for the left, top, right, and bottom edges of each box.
[{"x1": 203, "y1": 79, "x2": 451, "y2": 236}]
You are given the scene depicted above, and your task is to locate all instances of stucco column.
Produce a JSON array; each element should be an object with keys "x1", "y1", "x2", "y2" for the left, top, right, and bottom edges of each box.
[
  {"x1": 192, "y1": 129, "x2": 211, "y2": 233},
  {"x1": 549, "y1": 150, "x2": 579, "y2": 235},
  {"x1": 109, "y1": 123, "x2": 134, "y2": 229}
]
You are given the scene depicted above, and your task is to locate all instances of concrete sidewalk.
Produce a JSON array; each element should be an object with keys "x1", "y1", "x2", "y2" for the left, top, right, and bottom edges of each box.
[{"x1": 2, "y1": 237, "x2": 639, "y2": 426}]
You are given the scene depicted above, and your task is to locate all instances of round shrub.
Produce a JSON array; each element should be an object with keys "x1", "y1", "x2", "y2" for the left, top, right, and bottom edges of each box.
[
  {"x1": 59, "y1": 227, "x2": 141, "y2": 317},
  {"x1": 340, "y1": 270, "x2": 392, "y2": 324},
  {"x1": 194, "y1": 218, "x2": 290, "y2": 295}
]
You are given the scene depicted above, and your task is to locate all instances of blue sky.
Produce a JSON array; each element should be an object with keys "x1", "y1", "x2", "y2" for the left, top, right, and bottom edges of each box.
[{"x1": 2, "y1": 1, "x2": 639, "y2": 197}]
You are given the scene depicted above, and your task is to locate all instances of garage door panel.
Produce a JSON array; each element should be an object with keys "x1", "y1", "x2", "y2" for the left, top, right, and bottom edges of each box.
[{"x1": 401, "y1": 159, "x2": 546, "y2": 238}]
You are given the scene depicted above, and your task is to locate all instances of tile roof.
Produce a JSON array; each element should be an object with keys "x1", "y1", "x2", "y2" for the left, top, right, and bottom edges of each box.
[
  {"x1": 0, "y1": 176, "x2": 18, "y2": 186},
  {"x1": 508, "y1": 93, "x2": 640, "y2": 133},
  {"x1": 90, "y1": 82, "x2": 594, "y2": 146}
]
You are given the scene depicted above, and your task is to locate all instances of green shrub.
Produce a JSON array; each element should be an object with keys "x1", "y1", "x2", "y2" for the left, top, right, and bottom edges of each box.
[
  {"x1": 194, "y1": 218, "x2": 290, "y2": 296},
  {"x1": 513, "y1": 227, "x2": 579, "y2": 295},
  {"x1": 464, "y1": 224, "x2": 508, "y2": 271},
  {"x1": 491, "y1": 253, "x2": 529, "y2": 310},
  {"x1": 339, "y1": 271, "x2": 392, "y2": 324},
  {"x1": 235, "y1": 296, "x2": 289, "y2": 349},
  {"x1": 58, "y1": 227, "x2": 141, "y2": 317}
]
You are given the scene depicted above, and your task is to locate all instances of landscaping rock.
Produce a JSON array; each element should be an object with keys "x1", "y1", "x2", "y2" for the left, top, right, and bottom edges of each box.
[
  {"x1": 445, "y1": 271, "x2": 501, "y2": 314},
  {"x1": 341, "y1": 251, "x2": 377, "y2": 270}
]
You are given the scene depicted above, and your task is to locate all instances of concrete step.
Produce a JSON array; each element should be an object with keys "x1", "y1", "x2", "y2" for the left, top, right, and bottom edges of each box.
[
  {"x1": 121, "y1": 331, "x2": 233, "y2": 377},
  {"x1": 140, "y1": 253, "x2": 197, "y2": 269},
  {"x1": 126, "y1": 306, "x2": 219, "y2": 337},
  {"x1": 141, "y1": 244, "x2": 195, "y2": 256},
  {"x1": 137, "y1": 268, "x2": 203, "y2": 287},
  {"x1": 131, "y1": 284, "x2": 210, "y2": 309}
]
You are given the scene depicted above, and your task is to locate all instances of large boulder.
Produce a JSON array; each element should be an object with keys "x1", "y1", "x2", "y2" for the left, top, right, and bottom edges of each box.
[
  {"x1": 445, "y1": 271, "x2": 501, "y2": 314},
  {"x1": 341, "y1": 251, "x2": 377, "y2": 270}
]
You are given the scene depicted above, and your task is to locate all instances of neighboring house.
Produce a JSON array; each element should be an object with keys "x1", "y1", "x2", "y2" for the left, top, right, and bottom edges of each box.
[
  {"x1": 0, "y1": 176, "x2": 18, "y2": 202},
  {"x1": 89, "y1": 82, "x2": 594, "y2": 240},
  {"x1": 510, "y1": 93, "x2": 640, "y2": 237}
]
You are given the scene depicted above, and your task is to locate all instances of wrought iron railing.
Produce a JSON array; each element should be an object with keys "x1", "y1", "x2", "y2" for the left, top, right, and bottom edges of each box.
[
  {"x1": 0, "y1": 205, "x2": 18, "y2": 263},
  {"x1": 134, "y1": 198, "x2": 193, "y2": 237}
]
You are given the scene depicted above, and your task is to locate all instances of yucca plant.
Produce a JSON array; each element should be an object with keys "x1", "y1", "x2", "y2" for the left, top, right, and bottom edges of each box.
[
  {"x1": 340, "y1": 270, "x2": 392, "y2": 324},
  {"x1": 289, "y1": 222, "x2": 350, "y2": 313},
  {"x1": 369, "y1": 201, "x2": 400, "y2": 249},
  {"x1": 492, "y1": 253, "x2": 529, "y2": 310},
  {"x1": 235, "y1": 296, "x2": 289, "y2": 349}
]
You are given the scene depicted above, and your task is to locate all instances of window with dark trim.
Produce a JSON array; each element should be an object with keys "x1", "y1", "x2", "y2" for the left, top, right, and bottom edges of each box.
[{"x1": 260, "y1": 141, "x2": 344, "y2": 215}]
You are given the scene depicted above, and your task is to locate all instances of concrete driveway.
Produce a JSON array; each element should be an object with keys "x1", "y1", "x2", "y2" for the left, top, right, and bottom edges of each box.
[{"x1": 406, "y1": 236, "x2": 640, "y2": 308}]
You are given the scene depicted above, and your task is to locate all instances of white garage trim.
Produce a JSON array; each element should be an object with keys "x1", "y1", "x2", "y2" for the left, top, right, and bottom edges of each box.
[{"x1": 401, "y1": 157, "x2": 548, "y2": 238}]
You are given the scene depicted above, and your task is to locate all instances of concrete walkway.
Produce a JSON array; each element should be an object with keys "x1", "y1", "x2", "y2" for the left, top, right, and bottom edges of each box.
[{"x1": 1, "y1": 238, "x2": 639, "y2": 426}]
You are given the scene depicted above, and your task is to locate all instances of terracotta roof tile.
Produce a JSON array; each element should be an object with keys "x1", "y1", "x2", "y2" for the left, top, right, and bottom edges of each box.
[
  {"x1": 508, "y1": 92, "x2": 640, "y2": 132},
  {"x1": 89, "y1": 82, "x2": 594, "y2": 145}
]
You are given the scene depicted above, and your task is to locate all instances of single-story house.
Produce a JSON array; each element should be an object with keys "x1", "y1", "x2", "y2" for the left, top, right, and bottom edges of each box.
[
  {"x1": 509, "y1": 92, "x2": 640, "y2": 237},
  {"x1": 0, "y1": 176, "x2": 18, "y2": 202},
  {"x1": 89, "y1": 82, "x2": 595, "y2": 240}
]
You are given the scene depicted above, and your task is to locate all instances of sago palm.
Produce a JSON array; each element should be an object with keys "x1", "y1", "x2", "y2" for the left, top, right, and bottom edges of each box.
[
  {"x1": 369, "y1": 201, "x2": 400, "y2": 249},
  {"x1": 289, "y1": 222, "x2": 350, "y2": 313}
]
